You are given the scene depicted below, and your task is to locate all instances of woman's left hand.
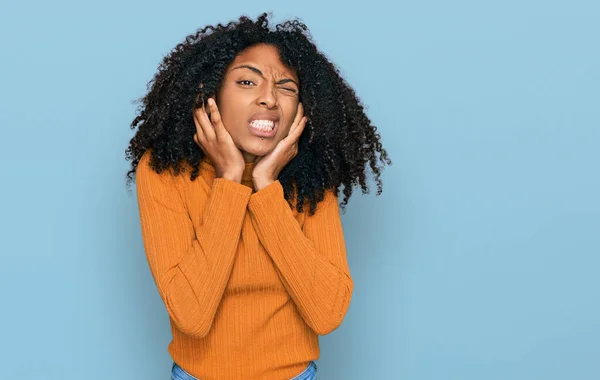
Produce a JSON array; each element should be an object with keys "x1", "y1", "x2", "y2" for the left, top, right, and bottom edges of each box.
[{"x1": 252, "y1": 102, "x2": 307, "y2": 191}]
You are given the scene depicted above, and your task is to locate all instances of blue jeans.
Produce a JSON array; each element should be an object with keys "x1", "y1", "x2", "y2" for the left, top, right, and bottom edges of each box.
[{"x1": 171, "y1": 361, "x2": 318, "y2": 380}]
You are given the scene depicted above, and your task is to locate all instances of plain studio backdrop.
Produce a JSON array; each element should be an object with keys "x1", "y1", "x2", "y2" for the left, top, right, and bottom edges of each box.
[{"x1": 1, "y1": 1, "x2": 598, "y2": 379}]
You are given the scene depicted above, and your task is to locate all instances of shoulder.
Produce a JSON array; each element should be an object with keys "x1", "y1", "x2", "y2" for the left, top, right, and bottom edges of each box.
[
  {"x1": 135, "y1": 150, "x2": 192, "y2": 213},
  {"x1": 298, "y1": 187, "x2": 340, "y2": 218},
  {"x1": 319, "y1": 188, "x2": 340, "y2": 211},
  {"x1": 136, "y1": 150, "x2": 178, "y2": 190}
]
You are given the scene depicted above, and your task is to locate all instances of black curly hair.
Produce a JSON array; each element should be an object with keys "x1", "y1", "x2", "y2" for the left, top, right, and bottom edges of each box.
[{"x1": 125, "y1": 12, "x2": 391, "y2": 215}]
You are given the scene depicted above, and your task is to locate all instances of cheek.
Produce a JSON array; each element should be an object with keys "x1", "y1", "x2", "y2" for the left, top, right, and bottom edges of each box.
[
  {"x1": 216, "y1": 86, "x2": 245, "y2": 127},
  {"x1": 276, "y1": 123, "x2": 293, "y2": 140},
  {"x1": 282, "y1": 101, "x2": 300, "y2": 130},
  {"x1": 216, "y1": 102, "x2": 243, "y2": 134}
]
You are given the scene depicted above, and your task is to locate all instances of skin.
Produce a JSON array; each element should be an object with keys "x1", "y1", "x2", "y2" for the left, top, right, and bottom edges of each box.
[{"x1": 192, "y1": 43, "x2": 308, "y2": 191}]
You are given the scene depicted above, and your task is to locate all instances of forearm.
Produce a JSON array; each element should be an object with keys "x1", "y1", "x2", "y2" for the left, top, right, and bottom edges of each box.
[
  {"x1": 138, "y1": 172, "x2": 252, "y2": 337},
  {"x1": 247, "y1": 180, "x2": 353, "y2": 335}
]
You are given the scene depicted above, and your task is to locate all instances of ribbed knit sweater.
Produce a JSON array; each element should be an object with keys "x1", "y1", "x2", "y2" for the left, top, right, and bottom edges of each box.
[{"x1": 135, "y1": 150, "x2": 354, "y2": 379}]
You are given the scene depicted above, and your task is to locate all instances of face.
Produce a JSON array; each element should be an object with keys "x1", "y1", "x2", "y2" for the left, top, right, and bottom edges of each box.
[{"x1": 214, "y1": 43, "x2": 301, "y2": 163}]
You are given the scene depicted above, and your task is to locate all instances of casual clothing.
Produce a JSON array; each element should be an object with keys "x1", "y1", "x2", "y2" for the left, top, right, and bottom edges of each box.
[
  {"x1": 136, "y1": 150, "x2": 352, "y2": 379},
  {"x1": 171, "y1": 361, "x2": 317, "y2": 380}
]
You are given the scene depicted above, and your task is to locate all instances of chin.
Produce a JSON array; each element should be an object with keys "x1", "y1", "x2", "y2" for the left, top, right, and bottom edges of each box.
[{"x1": 243, "y1": 140, "x2": 276, "y2": 157}]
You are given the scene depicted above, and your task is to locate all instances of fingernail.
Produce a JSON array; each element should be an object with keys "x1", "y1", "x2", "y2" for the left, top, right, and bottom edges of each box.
[{"x1": 208, "y1": 98, "x2": 214, "y2": 106}]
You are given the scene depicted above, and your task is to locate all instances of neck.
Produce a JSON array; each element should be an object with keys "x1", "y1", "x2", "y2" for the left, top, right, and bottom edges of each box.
[
  {"x1": 200, "y1": 155, "x2": 255, "y2": 185},
  {"x1": 242, "y1": 151, "x2": 258, "y2": 164}
]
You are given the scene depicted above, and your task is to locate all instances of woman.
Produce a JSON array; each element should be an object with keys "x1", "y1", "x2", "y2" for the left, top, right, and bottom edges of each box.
[{"x1": 125, "y1": 12, "x2": 391, "y2": 380}]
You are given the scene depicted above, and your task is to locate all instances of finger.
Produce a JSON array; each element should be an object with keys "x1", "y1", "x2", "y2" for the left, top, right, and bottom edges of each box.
[
  {"x1": 194, "y1": 134, "x2": 208, "y2": 155},
  {"x1": 288, "y1": 103, "x2": 306, "y2": 137},
  {"x1": 294, "y1": 102, "x2": 304, "y2": 125},
  {"x1": 207, "y1": 98, "x2": 228, "y2": 140},
  {"x1": 289, "y1": 102, "x2": 304, "y2": 135},
  {"x1": 193, "y1": 107, "x2": 206, "y2": 141},
  {"x1": 193, "y1": 132, "x2": 202, "y2": 146},
  {"x1": 193, "y1": 111, "x2": 206, "y2": 142},
  {"x1": 287, "y1": 116, "x2": 307, "y2": 143},
  {"x1": 194, "y1": 101, "x2": 216, "y2": 141},
  {"x1": 201, "y1": 100, "x2": 217, "y2": 141}
]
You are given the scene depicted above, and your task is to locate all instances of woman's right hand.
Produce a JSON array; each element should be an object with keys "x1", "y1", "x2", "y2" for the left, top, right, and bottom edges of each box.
[{"x1": 193, "y1": 97, "x2": 246, "y2": 183}]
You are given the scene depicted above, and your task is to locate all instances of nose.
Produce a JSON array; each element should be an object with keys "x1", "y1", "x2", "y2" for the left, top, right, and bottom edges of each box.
[{"x1": 257, "y1": 82, "x2": 278, "y2": 108}]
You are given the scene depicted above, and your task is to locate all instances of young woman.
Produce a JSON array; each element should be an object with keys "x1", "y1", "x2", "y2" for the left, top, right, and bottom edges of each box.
[{"x1": 125, "y1": 12, "x2": 391, "y2": 380}]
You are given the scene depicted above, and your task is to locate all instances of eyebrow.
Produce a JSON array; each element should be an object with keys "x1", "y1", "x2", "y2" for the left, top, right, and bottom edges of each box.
[{"x1": 231, "y1": 64, "x2": 298, "y2": 87}]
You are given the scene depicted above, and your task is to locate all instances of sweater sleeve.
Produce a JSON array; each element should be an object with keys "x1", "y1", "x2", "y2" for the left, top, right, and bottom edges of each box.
[
  {"x1": 135, "y1": 154, "x2": 252, "y2": 338},
  {"x1": 247, "y1": 180, "x2": 354, "y2": 335}
]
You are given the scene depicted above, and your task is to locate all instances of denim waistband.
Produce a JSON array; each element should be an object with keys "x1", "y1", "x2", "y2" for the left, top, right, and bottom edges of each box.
[{"x1": 171, "y1": 361, "x2": 318, "y2": 380}]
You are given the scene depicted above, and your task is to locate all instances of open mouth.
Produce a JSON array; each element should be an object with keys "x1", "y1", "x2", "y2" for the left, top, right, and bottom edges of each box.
[{"x1": 248, "y1": 119, "x2": 278, "y2": 137}]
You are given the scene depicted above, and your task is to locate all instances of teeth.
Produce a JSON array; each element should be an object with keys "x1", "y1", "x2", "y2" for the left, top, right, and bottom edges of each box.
[{"x1": 250, "y1": 119, "x2": 275, "y2": 131}]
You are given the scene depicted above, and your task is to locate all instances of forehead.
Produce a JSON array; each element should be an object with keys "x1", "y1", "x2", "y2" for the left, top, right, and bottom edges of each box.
[{"x1": 229, "y1": 44, "x2": 297, "y2": 79}]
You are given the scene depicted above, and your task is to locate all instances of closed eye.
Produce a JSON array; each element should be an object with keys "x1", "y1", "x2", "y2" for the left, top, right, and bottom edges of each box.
[{"x1": 237, "y1": 80, "x2": 297, "y2": 94}]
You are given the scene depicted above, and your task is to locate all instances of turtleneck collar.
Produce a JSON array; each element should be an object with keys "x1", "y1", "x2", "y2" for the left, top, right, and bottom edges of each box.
[{"x1": 200, "y1": 156, "x2": 255, "y2": 185}]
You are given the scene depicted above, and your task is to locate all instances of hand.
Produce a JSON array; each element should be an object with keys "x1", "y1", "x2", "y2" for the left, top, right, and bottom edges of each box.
[
  {"x1": 252, "y1": 102, "x2": 308, "y2": 191},
  {"x1": 193, "y1": 97, "x2": 245, "y2": 182}
]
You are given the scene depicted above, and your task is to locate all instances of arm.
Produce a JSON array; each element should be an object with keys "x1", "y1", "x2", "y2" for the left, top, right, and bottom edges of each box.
[
  {"x1": 247, "y1": 180, "x2": 354, "y2": 335},
  {"x1": 136, "y1": 154, "x2": 252, "y2": 338}
]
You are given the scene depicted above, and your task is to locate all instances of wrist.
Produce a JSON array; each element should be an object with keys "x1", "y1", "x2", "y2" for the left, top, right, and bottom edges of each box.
[
  {"x1": 218, "y1": 172, "x2": 243, "y2": 183},
  {"x1": 252, "y1": 177, "x2": 274, "y2": 191}
]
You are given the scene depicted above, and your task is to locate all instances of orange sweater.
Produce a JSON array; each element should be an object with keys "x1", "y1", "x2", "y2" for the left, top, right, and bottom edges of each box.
[{"x1": 135, "y1": 150, "x2": 354, "y2": 379}]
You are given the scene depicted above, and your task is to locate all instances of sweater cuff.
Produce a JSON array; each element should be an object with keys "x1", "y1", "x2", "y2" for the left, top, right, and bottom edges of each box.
[
  {"x1": 211, "y1": 177, "x2": 253, "y2": 207},
  {"x1": 248, "y1": 180, "x2": 286, "y2": 210}
]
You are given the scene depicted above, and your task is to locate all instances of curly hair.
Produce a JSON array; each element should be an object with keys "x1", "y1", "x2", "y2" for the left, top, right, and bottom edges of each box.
[{"x1": 125, "y1": 12, "x2": 391, "y2": 215}]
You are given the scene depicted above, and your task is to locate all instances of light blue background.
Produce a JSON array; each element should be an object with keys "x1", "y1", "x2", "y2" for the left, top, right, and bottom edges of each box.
[{"x1": 1, "y1": 1, "x2": 598, "y2": 379}]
